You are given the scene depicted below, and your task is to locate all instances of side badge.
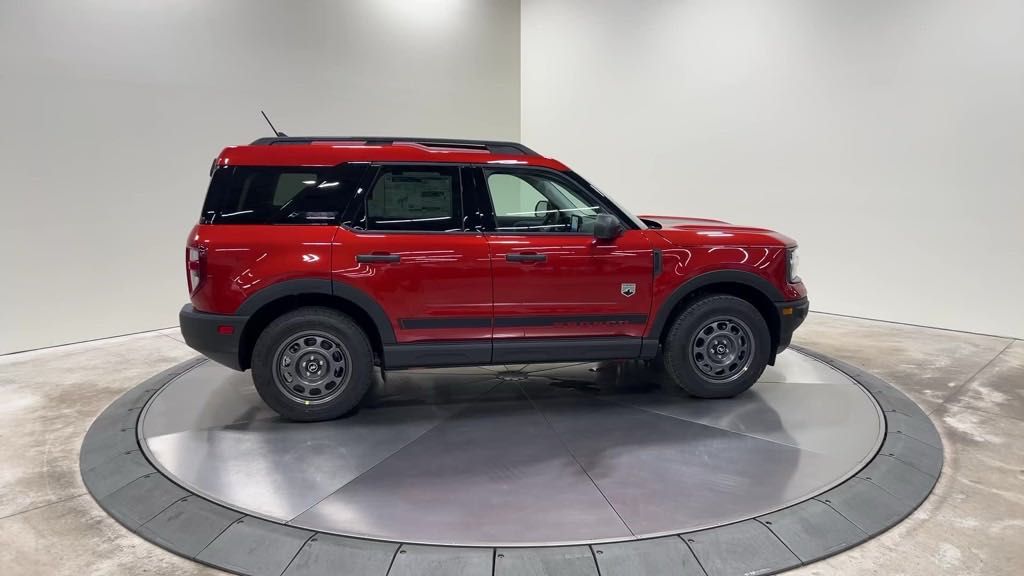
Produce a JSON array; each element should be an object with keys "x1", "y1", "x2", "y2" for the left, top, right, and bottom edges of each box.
[{"x1": 621, "y1": 283, "x2": 637, "y2": 297}]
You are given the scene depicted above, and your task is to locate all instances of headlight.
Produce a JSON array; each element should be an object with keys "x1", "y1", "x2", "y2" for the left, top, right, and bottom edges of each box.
[{"x1": 787, "y1": 248, "x2": 800, "y2": 283}]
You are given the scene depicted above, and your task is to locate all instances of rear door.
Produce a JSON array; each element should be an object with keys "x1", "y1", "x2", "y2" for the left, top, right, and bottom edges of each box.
[
  {"x1": 470, "y1": 167, "x2": 654, "y2": 361},
  {"x1": 332, "y1": 164, "x2": 492, "y2": 365}
]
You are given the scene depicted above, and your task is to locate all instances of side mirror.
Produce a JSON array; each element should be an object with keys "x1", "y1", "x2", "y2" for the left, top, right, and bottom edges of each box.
[
  {"x1": 533, "y1": 200, "x2": 549, "y2": 218},
  {"x1": 594, "y1": 213, "x2": 623, "y2": 241}
]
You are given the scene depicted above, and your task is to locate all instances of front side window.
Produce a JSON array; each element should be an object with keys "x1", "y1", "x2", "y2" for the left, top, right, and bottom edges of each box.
[
  {"x1": 202, "y1": 164, "x2": 366, "y2": 225},
  {"x1": 350, "y1": 166, "x2": 463, "y2": 232},
  {"x1": 485, "y1": 170, "x2": 604, "y2": 233}
]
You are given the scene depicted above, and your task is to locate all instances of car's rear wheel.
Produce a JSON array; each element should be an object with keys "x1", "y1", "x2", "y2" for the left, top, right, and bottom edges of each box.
[
  {"x1": 662, "y1": 294, "x2": 770, "y2": 398},
  {"x1": 252, "y1": 307, "x2": 373, "y2": 421}
]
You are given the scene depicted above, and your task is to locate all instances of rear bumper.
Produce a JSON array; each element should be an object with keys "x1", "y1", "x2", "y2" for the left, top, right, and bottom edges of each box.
[
  {"x1": 178, "y1": 304, "x2": 248, "y2": 371},
  {"x1": 775, "y1": 297, "x2": 809, "y2": 353}
]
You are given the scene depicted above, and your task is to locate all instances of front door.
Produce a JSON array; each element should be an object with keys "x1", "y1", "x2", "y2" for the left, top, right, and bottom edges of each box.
[
  {"x1": 333, "y1": 164, "x2": 492, "y2": 366},
  {"x1": 473, "y1": 167, "x2": 654, "y2": 362}
]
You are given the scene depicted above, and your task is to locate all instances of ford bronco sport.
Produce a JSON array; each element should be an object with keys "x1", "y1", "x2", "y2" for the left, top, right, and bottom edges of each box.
[{"x1": 180, "y1": 137, "x2": 808, "y2": 421}]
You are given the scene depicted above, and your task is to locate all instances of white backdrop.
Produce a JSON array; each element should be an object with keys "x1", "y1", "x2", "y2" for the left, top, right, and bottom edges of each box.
[
  {"x1": 0, "y1": 0, "x2": 521, "y2": 354},
  {"x1": 522, "y1": 0, "x2": 1024, "y2": 338},
  {"x1": 3, "y1": 0, "x2": 1020, "y2": 354}
]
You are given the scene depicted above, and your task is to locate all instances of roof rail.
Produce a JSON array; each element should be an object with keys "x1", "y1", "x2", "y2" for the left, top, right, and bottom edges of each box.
[{"x1": 249, "y1": 136, "x2": 539, "y2": 156}]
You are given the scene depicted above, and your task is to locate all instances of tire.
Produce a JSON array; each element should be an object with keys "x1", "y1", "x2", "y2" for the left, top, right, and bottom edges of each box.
[
  {"x1": 662, "y1": 294, "x2": 771, "y2": 398},
  {"x1": 251, "y1": 307, "x2": 373, "y2": 422}
]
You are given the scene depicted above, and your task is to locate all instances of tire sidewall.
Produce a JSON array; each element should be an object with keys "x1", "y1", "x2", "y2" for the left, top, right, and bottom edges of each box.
[
  {"x1": 252, "y1": 309, "x2": 373, "y2": 421},
  {"x1": 663, "y1": 295, "x2": 771, "y2": 398}
]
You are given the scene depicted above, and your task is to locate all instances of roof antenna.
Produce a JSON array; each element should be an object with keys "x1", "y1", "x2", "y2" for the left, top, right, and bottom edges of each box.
[{"x1": 260, "y1": 110, "x2": 287, "y2": 137}]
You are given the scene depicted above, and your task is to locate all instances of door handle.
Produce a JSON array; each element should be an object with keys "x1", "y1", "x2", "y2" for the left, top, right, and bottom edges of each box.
[
  {"x1": 506, "y1": 252, "x2": 547, "y2": 263},
  {"x1": 357, "y1": 253, "x2": 400, "y2": 263}
]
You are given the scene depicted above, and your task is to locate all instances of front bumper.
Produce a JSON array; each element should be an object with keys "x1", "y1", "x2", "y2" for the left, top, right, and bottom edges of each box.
[
  {"x1": 179, "y1": 304, "x2": 248, "y2": 371},
  {"x1": 775, "y1": 297, "x2": 809, "y2": 353}
]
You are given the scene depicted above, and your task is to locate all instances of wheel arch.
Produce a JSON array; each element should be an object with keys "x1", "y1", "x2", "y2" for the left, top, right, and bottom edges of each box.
[
  {"x1": 651, "y1": 270, "x2": 783, "y2": 360},
  {"x1": 236, "y1": 279, "x2": 395, "y2": 370}
]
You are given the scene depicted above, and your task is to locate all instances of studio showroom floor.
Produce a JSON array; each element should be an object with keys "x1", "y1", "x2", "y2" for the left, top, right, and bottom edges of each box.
[{"x1": 0, "y1": 312, "x2": 1021, "y2": 575}]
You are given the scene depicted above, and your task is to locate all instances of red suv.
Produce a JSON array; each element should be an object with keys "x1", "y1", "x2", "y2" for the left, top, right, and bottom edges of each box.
[{"x1": 181, "y1": 137, "x2": 808, "y2": 421}]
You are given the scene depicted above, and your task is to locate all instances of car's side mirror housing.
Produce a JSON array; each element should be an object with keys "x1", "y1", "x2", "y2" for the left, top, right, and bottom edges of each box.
[
  {"x1": 594, "y1": 213, "x2": 623, "y2": 241},
  {"x1": 533, "y1": 200, "x2": 549, "y2": 218}
]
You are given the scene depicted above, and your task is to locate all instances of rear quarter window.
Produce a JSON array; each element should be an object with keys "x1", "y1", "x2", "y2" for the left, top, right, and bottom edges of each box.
[{"x1": 201, "y1": 164, "x2": 367, "y2": 225}]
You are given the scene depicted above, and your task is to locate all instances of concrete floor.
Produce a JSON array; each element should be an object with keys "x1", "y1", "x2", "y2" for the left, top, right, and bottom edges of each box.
[{"x1": 0, "y1": 314, "x2": 1020, "y2": 575}]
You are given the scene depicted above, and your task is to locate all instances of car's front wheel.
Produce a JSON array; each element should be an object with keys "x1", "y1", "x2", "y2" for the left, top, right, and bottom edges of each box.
[
  {"x1": 662, "y1": 294, "x2": 771, "y2": 398},
  {"x1": 251, "y1": 307, "x2": 373, "y2": 421}
]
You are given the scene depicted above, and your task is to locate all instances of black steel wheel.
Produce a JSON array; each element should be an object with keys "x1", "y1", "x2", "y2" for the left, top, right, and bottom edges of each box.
[
  {"x1": 689, "y1": 316, "x2": 756, "y2": 383},
  {"x1": 272, "y1": 331, "x2": 352, "y2": 405},
  {"x1": 662, "y1": 295, "x2": 771, "y2": 398},
  {"x1": 252, "y1": 307, "x2": 373, "y2": 422}
]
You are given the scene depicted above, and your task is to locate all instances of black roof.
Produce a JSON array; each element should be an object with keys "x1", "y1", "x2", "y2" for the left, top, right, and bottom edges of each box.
[{"x1": 249, "y1": 136, "x2": 538, "y2": 156}]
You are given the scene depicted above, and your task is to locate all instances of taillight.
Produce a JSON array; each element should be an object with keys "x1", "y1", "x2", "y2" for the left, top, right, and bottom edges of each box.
[{"x1": 186, "y1": 246, "x2": 205, "y2": 294}]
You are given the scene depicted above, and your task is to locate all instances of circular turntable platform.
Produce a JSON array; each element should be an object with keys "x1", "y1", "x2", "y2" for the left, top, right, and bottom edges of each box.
[{"x1": 81, "y1": 347, "x2": 943, "y2": 576}]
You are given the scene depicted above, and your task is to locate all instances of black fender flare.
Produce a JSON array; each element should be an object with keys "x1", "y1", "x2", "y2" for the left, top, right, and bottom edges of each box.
[
  {"x1": 648, "y1": 270, "x2": 784, "y2": 339},
  {"x1": 236, "y1": 278, "x2": 396, "y2": 344}
]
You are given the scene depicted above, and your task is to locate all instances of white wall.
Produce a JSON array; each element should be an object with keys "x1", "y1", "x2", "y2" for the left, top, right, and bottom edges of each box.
[
  {"x1": 523, "y1": 0, "x2": 1024, "y2": 338},
  {"x1": 0, "y1": 0, "x2": 521, "y2": 354}
]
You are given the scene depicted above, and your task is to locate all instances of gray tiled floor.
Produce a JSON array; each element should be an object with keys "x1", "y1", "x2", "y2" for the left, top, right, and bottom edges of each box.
[{"x1": 1, "y1": 314, "x2": 1021, "y2": 574}]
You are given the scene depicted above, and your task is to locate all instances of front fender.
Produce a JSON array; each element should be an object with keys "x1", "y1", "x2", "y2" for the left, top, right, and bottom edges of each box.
[{"x1": 648, "y1": 269, "x2": 785, "y2": 339}]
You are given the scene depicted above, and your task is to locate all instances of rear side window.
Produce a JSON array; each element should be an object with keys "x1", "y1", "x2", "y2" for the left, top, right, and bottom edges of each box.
[
  {"x1": 201, "y1": 164, "x2": 367, "y2": 224},
  {"x1": 346, "y1": 165, "x2": 463, "y2": 232}
]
